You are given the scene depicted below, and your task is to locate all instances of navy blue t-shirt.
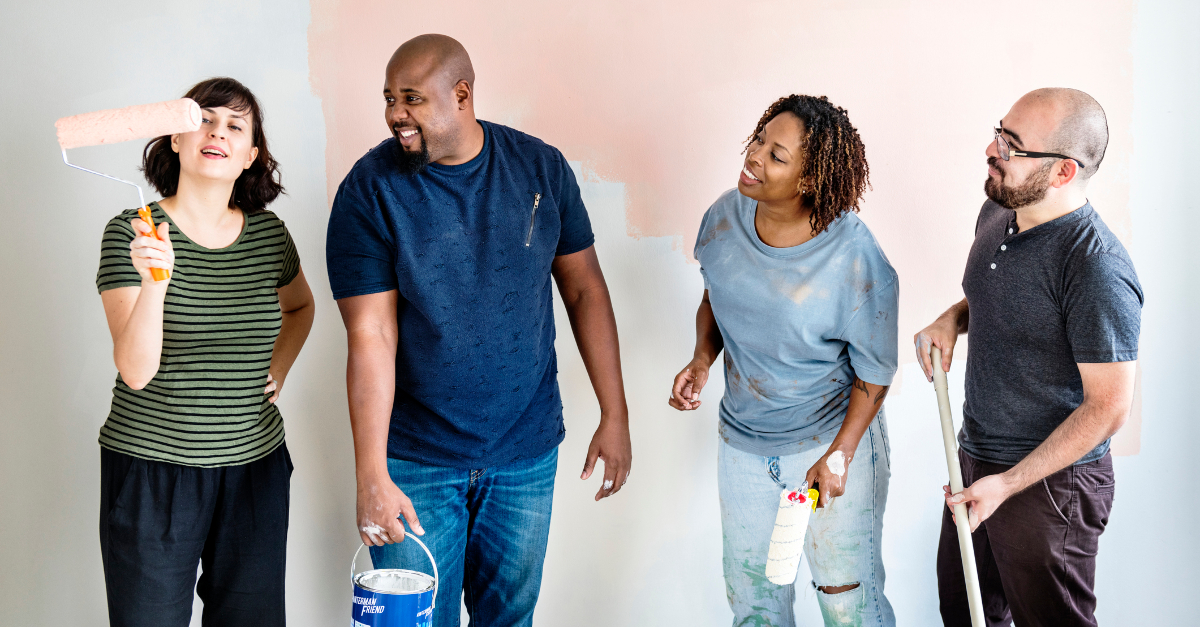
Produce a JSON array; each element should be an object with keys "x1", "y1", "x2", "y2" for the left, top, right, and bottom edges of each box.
[{"x1": 326, "y1": 121, "x2": 594, "y2": 468}]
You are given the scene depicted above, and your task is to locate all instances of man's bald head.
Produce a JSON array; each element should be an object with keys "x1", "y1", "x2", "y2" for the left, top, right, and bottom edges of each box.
[
  {"x1": 382, "y1": 34, "x2": 484, "y2": 169},
  {"x1": 1022, "y1": 88, "x2": 1109, "y2": 180},
  {"x1": 387, "y1": 34, "x2": 475, "y2": 93}
]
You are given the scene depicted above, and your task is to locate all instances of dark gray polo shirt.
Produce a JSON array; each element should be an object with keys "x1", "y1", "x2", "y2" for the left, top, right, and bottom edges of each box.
[{"x1": 960, "y1": 200, "x2": 1142, "y2": 465}]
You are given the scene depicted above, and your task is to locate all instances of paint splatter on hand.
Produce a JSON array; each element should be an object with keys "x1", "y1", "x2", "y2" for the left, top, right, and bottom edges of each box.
[
  {"x1": 826, "y1": 450, "x2": 846, "y2": 476},
  {"x1": 357, "y1": 476, "x2": 423, "y2": 547},
  {"x1": 669, "y1": 361, "x2": 711, "y2": 411},
  {"x1": 581, "y1": 417, "x2": 632, "y2": 501},
  {"x1": 805, "y1": 448, "x2": 852, "y2": 508},
  {"x1": 361, "y1": 522, "x2": 386, "y2": 543}
]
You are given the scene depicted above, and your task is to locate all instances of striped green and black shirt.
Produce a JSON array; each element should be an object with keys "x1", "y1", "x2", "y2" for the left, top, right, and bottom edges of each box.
[{"x1": 96, "y1": 202, "x2": 300, "y2": 467}]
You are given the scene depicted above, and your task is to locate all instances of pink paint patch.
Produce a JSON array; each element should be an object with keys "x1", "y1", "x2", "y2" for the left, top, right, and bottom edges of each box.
[{"x1": 307, "y1": 0, "x2": 1138, "y2": 453}]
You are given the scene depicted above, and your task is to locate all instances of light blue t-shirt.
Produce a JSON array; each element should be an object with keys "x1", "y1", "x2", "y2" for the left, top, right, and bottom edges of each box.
[{"x1": 695, "y1": 189, "x2": 899, "y2": 456}]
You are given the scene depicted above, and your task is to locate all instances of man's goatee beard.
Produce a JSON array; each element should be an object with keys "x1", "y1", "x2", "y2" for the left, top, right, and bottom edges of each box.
[
  {"x1": 393, "y1": 137, "x2": 431, "y2": 174},
  {"x1": 985, "y1": 158, "x2": 1053, "y2": 210}
]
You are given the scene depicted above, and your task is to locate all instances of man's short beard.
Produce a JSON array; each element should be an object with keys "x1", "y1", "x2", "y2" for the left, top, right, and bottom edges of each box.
[
  {"x1": 985, "y1": 157, "x2": 1054, "y2": 210},
  {"x1": 392, "y1": 135, "x2": 431, "y2": 174}
]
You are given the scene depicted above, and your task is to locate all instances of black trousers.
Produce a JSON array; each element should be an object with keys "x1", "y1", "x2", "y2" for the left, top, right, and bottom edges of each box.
[
  {"x1": 99, "y1": 444, "x2": 293, "y2": 627},
  {"x1": 937, "y1": 449, "x2": 1115, "y2": 627}
]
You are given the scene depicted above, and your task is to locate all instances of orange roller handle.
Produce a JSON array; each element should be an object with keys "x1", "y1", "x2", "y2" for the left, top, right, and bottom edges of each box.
[{"x1": 137, "y1": 206, "x2": 171, "y2": 282}]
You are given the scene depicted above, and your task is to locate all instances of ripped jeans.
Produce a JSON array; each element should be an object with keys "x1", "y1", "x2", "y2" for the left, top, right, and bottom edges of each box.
[{"x1": 719, "y1": 413, "x2": 894, "y2": 627}]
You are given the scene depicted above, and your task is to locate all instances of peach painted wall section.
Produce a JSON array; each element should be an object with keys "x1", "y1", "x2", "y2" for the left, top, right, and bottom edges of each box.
[{"x1": 309, "y1": 0, "x2": 1139, "y2": 451}]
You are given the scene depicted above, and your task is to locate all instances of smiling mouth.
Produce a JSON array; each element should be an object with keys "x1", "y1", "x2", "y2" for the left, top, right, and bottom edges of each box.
[
  {"x1": 201, "y1": 147, "x2": 228, "y2": 158},
  {"x1": 393, "y1": 126, "x2": 422, "y2": 143},
  {"x1": 742, "y1": 166, "x2": 760, "y2": 182}
]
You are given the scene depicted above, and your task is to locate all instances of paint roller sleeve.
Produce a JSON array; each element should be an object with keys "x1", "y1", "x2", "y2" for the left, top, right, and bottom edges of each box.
[{"x1": 55, "y1": 98, "x2": 201, "y2": 149}]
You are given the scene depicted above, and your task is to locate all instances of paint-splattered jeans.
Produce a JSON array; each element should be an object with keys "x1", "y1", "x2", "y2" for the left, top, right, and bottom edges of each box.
[{"x1": 719, "y1": 412, "x2": 894, "y2": 627}]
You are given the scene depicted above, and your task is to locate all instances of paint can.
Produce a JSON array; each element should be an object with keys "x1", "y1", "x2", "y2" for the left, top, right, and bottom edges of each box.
[{"x1": 351, "y1": 533, "x2": 439, "y2": 627}]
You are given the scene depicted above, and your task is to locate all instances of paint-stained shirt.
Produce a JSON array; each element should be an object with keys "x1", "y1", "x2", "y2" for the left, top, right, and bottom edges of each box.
[
  {"x1": 695, "y1": 189, "x2": 899, "y2": 456},
  {"x1": 960, "y1": 200, "x2": 1142, "y2": 465},
  {"x1": 96, "y1": 203, "x2": 300, "y2": 467},
  {"x1": 326, "y1": 121, "x2": 594, "y2": 468}
]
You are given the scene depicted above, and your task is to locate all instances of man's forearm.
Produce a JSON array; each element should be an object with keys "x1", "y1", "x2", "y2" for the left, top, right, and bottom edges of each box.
[
  {"x1": 562, "y1": 285, "x2": 628, "y2": 421},
  {"x1": 944, "y1": 298, "x2": 970, "y2": 334},
  {"x1": 347, "y1": 332, "x2": 398, "y2": 480},
  {"x1": 1003, "y1": 399, "x2": 1124, "y2": 493}
]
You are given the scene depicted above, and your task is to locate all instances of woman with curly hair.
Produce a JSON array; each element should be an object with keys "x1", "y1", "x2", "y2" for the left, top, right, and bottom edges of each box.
[
  {"x1": 669, "y1": 95, "x2": 898, "y2": 626},
  {"x1": 95, "y1": 77, "x2": 314, "y2": 626}
]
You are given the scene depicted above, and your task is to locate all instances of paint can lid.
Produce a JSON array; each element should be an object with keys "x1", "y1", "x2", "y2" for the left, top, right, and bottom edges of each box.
[{"x1": 355, "y1": 568, "x2": 435, "y2": 595}]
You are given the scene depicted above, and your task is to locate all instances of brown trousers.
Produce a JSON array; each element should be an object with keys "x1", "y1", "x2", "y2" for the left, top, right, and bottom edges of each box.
[{"x1": 937, "y1": 450, "x2": 1115, "y2": 627}]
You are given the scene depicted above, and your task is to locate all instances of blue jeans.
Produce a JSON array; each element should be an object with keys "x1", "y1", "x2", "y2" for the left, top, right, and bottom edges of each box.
[
  {"x1": 719, "y1": 413, "x2": 894, "y2": 627},
  {"x1": 369, "y1": 446, "x2": 558, "y2": 627}
]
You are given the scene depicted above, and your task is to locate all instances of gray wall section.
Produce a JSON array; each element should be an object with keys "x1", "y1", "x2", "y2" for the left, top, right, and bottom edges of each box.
[
  {"x1": 0, "y1": 1, "x2": 346, "y2": 624},
  {"x1": 0, "y1": 1, "x2": 1196, "y2": 625},
  {"x1": 1095, "y1": 1, "x2": 1200, "y2": 624}
]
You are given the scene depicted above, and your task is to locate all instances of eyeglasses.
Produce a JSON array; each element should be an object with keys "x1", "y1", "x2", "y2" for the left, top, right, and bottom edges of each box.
[{"x1": 993, "y1": 126, "x2": 1085, "y2": 170}]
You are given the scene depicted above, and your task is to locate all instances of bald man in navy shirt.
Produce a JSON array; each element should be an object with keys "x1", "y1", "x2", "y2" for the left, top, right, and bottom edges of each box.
[{"x1": 328, "y1": 34, "x2": 632, "y2": 627}]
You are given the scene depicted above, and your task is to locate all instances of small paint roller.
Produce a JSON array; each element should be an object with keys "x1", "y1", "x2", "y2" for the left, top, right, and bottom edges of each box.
[
  {"x1": 931, "y1": 346, "x2": 985, "y2": 627},
  {"x1": 765, "y1": 482, "x2": 819, "y2": 585},
  {"x1": 55, "y1": 98, "x2": 203, "y2": 281}
]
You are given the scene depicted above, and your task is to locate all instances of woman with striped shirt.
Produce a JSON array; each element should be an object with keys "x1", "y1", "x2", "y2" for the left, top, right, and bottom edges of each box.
[{"x1": 95, "y1": 77, "x2": 314, "y2": 627}]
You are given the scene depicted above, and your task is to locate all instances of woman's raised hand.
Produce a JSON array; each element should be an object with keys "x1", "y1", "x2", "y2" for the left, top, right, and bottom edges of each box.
[
  {"x1": 669, "y1": 359, "x2": 710, "y2": 410},
  {"x1": 128, "y1": 218, "x2": 174, "y2": 283}
]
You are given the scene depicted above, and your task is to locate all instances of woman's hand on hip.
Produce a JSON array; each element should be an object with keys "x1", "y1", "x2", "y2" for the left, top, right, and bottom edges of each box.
[
  {"x1": 264, "y1": 372, "x2": 283, "y2": 403},
  {"x1": 128, "y1": 218, "x2": 174, "y2": 282},
  {"x1": 805, "y1": 447, "x2": 853, "y2": 509},
  {"x1": 669, "y1": 359, "x2": 711, "y2": 410}
]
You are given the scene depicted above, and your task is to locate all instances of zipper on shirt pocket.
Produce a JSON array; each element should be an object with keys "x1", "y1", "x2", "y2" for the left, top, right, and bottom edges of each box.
[{"x1": 525, "y1": 193, "x2": 542, "y2": 247}]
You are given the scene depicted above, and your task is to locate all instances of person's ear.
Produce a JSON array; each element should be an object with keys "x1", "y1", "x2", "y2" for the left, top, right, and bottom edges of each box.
[
  {"x1": 1052, "y1": 159, "x2": 1080, "y2": 188},
  {"x1": 245, "y1": 146, "x2": 259, "y2": 170},
  {"x1": 454, "y1": 80, "x2": 471, "y2": 110},
  {"x1": 171, "y1": 134, "x2": 181, "y2": 154}
]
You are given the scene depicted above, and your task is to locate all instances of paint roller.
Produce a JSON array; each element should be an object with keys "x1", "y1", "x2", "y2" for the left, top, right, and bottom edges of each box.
[
  {"x1": 56, "y1": 98, "x2": 203, "y2": 281},
  {"x1": 931, "y1": 346, "x2": 985, "y2": 627},
  {"x1": 765, "y1": 482, "x2": 819, "y2": 585}
]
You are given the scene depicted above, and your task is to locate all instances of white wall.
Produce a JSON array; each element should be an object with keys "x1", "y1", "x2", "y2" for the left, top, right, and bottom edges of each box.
[
  {"x1": 1094, "y1": 2, "x2": 1200, "y2": 624},
  {"x1": 1, "y1": 1, "x2": 1195, "y2": 625}
]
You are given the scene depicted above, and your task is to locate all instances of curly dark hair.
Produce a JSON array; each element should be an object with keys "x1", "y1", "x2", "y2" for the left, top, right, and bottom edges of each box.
[
  {"x1": 141, "y1": 77, "x2": 283, "y2": 214},
  {"x1": 746, "y1": 95, "x2": 870, "y2": 235}
]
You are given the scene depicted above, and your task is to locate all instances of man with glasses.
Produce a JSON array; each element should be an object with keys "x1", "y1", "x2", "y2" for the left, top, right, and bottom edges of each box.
[{"x1": 914, "y1": 88, "x2": 1142, "y2": 626}]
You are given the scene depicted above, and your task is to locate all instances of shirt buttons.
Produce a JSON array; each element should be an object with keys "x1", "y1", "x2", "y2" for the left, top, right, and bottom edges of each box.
[
  {"x1": 1000, "y1": 245, "x2": 1007, "y2": 251},
  {"x1": 990, "y1": 263, "x2": 997, "y2": 270}
]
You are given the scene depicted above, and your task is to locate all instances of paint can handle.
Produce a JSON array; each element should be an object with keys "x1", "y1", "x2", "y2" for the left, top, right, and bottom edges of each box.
[{"x1": 352, "y1": 534, "x2": 440, "y2": 611}]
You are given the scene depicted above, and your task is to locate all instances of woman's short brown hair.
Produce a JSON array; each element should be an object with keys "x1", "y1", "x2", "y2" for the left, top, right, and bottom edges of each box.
[
  {"x1": 141, "y1": 77, "x2": 283, "y2": 214},
  {"x1": 746, "y1": 95, "x2": 870, "y2": 235}
]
